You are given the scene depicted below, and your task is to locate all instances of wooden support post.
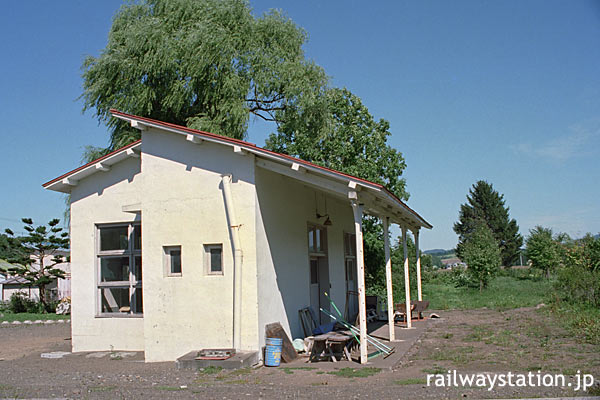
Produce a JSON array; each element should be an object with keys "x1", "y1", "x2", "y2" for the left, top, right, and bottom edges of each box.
[
  {"x1": 415, "y1": 229, "x2": 422, "y2": 302},
  {"x1": 351, "y1": 200, "x2": 368, "y2": 364},
  {"x1": 402, "y1": 227, "x2": 412, "y2": 328},
  {"x1": 383, "y1": 217, "x2": 395, "y2": 341}
]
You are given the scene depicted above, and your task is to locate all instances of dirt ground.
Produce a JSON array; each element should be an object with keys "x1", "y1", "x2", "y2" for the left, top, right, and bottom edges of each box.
[{"x1": 1, "y1": 307, "x2": 599, "y2": 399}]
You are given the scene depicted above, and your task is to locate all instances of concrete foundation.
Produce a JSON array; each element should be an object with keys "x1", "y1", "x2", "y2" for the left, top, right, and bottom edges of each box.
[{"x1": 176, "y1": 350, "x2": 260, "y2": 370}]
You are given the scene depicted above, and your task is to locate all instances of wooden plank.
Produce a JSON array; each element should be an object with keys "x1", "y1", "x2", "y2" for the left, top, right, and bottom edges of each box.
[{"x1": 265, "y1": 322, "x2": 298, "y2": 363}]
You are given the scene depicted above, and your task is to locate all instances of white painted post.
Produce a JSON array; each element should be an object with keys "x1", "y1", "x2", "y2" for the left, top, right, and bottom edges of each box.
[
  {"x1": 383, "y1": 217, "x2": 395, "y2": 341},
  {"x1": 402, "y1": 227, "x2": 412, "y2": 328},
  {"x1": 351, "y1": 200, "x2": 368, "y2": 364},
  {"x1": 415, "y1": 229, "x2": 422, "y2": 302}
]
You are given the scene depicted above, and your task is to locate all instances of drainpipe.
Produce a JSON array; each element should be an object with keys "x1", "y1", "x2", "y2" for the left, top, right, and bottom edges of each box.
[{"x1": 222, "y1": 174, "x2": 243, "y2": 350}]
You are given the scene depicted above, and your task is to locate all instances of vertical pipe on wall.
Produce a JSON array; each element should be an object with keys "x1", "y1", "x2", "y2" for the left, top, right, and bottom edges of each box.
[
  {"x1": 383, "y1": 217, "x2": 395, "y2": 341},
  {"x1": 222, "y1": 174, "x2": 243, "y2": 350}
]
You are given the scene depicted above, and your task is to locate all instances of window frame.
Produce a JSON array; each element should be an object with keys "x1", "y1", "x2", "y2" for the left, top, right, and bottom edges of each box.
[
  {"x1": 96, "y1": 222, "x2": 142, "y2": 317},
  {"x1": 163, "y1": 245, "x2": 182, "y2": 277},
  {"x1": 308, "y1": 224, "x2": 328, "y2": 257},
  {"x1": 204, "y1": 243, "x2": 224, "y2": 276},
  {"x1": 343, "y1": 232, "x2": 357, "y2": 283}
]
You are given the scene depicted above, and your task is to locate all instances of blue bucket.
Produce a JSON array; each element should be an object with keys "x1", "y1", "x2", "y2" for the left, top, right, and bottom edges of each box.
[{"x1": 265, "y1": 337, "x2": 283, "y2": 367}]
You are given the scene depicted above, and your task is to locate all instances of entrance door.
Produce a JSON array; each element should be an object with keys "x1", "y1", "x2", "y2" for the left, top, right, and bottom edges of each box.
[
  {"x1": 345, "y1": 258, "x2": 358, "y2": 319},
  {"x1": 308, "y1": 224, "x2": 330, "y2": 324},
  {"x1": 309, "y1": 256, "x2": 330, "y2": 324}
]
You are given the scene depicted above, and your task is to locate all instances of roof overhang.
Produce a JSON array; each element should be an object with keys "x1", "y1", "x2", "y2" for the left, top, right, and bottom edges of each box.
[
  {"x1": 110, "y1": 111, "x2": 432, "y2": 231},
  {"x1": 42, "y1": 110, "x2": 431, "y2": 231},
  {"x1": 42, "y1": 141, "x2": 141, "y2": 193}
]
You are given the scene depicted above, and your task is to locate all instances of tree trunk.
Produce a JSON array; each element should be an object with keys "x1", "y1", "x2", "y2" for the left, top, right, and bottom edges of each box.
[
  {"x1": 480, "y1": 280, "x2": 483, "y2": 292},
  {"x1": 39, "y1": 285, "x2": 47, "y2": 312}
]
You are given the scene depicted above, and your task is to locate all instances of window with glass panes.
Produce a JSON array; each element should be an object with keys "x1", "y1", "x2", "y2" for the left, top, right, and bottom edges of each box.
[{"x1": 96, "y1": 223, "x2": 142, "y2": 315}]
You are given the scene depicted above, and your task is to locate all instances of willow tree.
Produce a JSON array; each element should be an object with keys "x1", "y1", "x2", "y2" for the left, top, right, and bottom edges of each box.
[{"x1": 81, "y1": 0, "x2": 328, "y2": 153}]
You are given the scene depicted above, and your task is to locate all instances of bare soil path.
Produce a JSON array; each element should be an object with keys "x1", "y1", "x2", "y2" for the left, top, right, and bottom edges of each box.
[{"x1": 1, "y1": 307, "x2": 598, "y2": 399}]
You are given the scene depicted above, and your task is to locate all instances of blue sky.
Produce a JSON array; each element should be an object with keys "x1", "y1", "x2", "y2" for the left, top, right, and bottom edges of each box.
[{"x1": 1, "y1": 1, "x2": 599, "y2": 250}]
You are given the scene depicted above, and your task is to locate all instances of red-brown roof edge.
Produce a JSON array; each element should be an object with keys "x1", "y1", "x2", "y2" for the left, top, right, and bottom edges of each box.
[{"x1": 42, "y1": 139, "x2": 141, "y2": 188}]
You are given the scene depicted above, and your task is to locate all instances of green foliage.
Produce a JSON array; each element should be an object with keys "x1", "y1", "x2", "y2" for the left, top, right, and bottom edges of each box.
[
  {"x1": 526, "y1": 226, "x2": 561, "y2": 278},
  {"x1": 366, "y1": 232, "x2": 434, "y2": 301},
  {"x1": 266, "y1": 87, "x2": 408, "y2": 199},
  {"x1": 460, "y1": 225, "x2": 501, "y2": 291},
  {"x1": 81, "y1": 0, "x2": 328, "y2": 150},
  {"x1": 454, "y1": 180, "x2": 523, "y2": 267},
  {"x1": 554, "y1": 233, "x2": 600, "y2": 307},
  {"x1": 0, "y1": 234, "x2": 28, "y2": 261},
  {"x1": 423, "y1": 275, "x2": 552, "y2": 310},
  {"x1": 2, "y1": 218, "x2": 69, "y2": 310}
]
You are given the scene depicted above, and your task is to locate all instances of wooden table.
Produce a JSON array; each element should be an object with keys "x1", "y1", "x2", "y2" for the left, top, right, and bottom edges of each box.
[{"x1": 308, "y1": 332, "x2": 355, "y2": 362}]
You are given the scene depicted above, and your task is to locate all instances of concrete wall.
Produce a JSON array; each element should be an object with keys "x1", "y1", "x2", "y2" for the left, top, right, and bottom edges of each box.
[
  {"x1": 255, "y1": 167, "x2": 354, "y2": 349},
  {"x1": 70, "y1": 156, "x2": 144, "y2": 352},
  {"x1": 140, "y1": 128, "x2": 258, "y2": 362}
]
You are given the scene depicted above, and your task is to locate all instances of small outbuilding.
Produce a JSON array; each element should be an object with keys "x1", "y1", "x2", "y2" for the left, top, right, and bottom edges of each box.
[{"x1": 43, "y1": 111, "x2": 431, "y2": 363}]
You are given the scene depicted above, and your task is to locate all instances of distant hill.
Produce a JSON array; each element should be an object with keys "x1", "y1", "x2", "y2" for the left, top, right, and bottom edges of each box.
[
  {"x1": 424, "y1": 249, "x2": 455, "y2": 258},
  {"x1": 424, "y1": 249, "x2": 446, "y2": 255}
]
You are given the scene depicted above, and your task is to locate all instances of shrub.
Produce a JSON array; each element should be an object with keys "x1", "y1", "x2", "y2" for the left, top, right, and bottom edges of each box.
[
  {"x1": 460, "y1": 225, "x2": 501, "y2": 291},
  {"x1": 7, "y1": 292, "x2": 49, "y2": 314}
]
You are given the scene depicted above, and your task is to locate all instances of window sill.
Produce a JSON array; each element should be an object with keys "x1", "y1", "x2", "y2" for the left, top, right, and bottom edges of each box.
[{"x1": 95, "y1": 314, "x2": 143, "y2": 318}]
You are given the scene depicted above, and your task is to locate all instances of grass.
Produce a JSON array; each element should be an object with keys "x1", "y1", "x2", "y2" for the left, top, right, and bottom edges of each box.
[
  {"x1": 281, "y1": 366, "x2": 316, "y2": 374},
  {"x1": 428, "y1": 346, "x2": 475, "y2": 365},
  {"x1": 394, "y1": 378, "x2": 427, "y2": 385},
  {"x1": 327, "y1": 367, "x2": 381, "y2": 378},
  {"x1": 199, "y1": 366, "x2": 223, "y2": 374},
  {"x1": 550, "y1": 303, "x2": 600, "y2": 345},
  {"x1": 423, "y1": 275, "x2": 552, "y2": 311},
  {"x1": 422, "y1": 365, "x2": 447, "y2": 375},
  {"x1": 0, "y1": 312, "x2": 70, "y2": 322}
]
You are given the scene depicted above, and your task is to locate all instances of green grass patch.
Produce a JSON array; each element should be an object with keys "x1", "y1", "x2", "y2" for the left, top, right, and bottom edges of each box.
[
  {"x1": 281, "y1": 366, "x2": 317, "y2": 374},
  {"x1": 423, "y1": 276, "x2": 551, "y2": 310},
  {"x1": 464, "y1": 325, "x2": 493, "y2": 342},
  {"x1": 394, "y1": 377, "x2": 427, "y2": 385},
  {"x1": 550, "y1": 303, "x2": 600, "y2": 345},
  {"x1": 0, "y1": 312, "x2": 70, "y2": 322},
  {"x1": 228, "y1": 367, "x2": 252, "y2": 376},
  {"x1": 199, "y1": 366, "x2": 223, "y2": 374},
  {"x1": 327, "y1": 367, "x2": 381, "y2": 378},
  {"x1": 428, "y1": 346, "x2": 475, "y2": 365},
  {"x1": 422, "y1": 365, "x2": 447, "y2": 375}
]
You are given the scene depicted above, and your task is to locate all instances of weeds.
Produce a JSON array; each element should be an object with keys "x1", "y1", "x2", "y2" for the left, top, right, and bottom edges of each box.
[
  {"x1": 394, "y1": 378, "x2": 427, "y2": 385},
  {"x1": 327, "y1": 367, "x2": 381, "y2": 378},
  {"x1": 281, "y1": 367, "x2": 316, "y2": 374},
  {"x1": 422, "y1": 365, "x2": 447, "y2": 375}
]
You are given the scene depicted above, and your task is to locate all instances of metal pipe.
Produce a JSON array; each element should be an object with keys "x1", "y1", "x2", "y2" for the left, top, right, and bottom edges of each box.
[{"x1": 222, "y1": 174, "x2": 243, "y2": 350}]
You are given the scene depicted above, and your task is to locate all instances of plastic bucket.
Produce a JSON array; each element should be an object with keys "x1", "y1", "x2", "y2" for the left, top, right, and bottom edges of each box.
[{"x1": 265, "y1": 337, "x2": 283, "y2": 367}]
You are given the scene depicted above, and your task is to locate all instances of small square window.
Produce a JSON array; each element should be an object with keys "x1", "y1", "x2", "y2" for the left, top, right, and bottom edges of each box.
[
  {"x1": 205, "y1": 244, "x2": 223, "y2": 275},
  {"x1": 164, "y1": 246, "x2": 182, "y2": 276}
]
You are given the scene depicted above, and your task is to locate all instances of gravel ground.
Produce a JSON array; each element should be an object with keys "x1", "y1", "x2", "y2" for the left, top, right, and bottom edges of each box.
[{"x1": 1, "y1": 308, "x2": 599, "y2": 399}]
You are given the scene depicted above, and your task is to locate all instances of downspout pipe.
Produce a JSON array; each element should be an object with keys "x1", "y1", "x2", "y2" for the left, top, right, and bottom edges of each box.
[{"x1": 222, "y1": 174, "x2": 243, "y2": 350}]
